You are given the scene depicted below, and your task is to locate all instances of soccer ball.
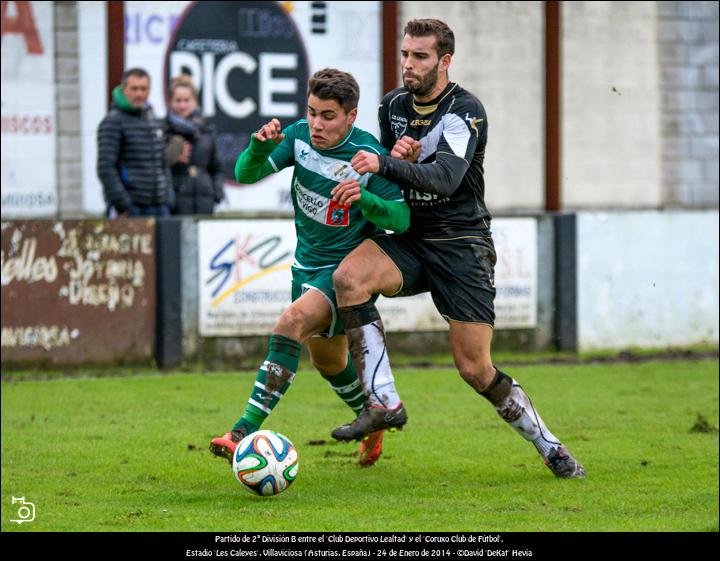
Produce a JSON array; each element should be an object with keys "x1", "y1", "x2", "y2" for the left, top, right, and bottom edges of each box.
[{"x1": 232, "y1": 430, "x2": 299, "y2": 496}]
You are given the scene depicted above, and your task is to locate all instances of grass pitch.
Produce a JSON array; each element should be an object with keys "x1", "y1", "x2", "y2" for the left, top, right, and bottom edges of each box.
[{"x1": 1, "y1": 359, "x2": 718, "y2": 532}]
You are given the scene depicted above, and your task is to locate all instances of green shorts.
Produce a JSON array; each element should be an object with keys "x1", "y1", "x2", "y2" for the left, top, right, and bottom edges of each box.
[
  {"x1": 291, "y1": 265, "x2": 342, "y2": 338},
  {"x1": 291, "y1": 265, "x2": 378, "y2": 338}
]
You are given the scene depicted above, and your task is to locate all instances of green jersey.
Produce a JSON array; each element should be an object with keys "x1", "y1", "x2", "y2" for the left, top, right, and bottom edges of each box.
[{"x1": 237, "y1": 120, "x2": 406, "y2": 269}]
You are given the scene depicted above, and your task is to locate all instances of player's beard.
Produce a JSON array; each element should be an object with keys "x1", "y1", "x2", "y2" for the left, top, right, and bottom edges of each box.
[{"x1": 403, "y1": 63, "x2": 439, "y2": 98}]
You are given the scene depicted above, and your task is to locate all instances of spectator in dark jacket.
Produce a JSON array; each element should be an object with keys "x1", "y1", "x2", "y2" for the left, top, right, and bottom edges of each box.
[
  {"x1": 165, "y1": 75, "x2": 224, "y2": 215},
  {"x1": 97, "y1": 67, "x2": 173, "y2": 217}
]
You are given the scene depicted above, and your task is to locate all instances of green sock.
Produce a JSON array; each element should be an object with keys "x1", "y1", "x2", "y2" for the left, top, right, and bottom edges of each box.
[
  {"x1": 233, "y1": 334, "x2": 302, "y2": 433},
  {"x1": 322, "y1": 354, "x2": 368, "y2": 415}
]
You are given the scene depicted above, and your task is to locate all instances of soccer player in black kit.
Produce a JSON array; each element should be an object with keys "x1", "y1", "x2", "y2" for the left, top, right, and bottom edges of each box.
[{"x1": 329, "y1": 19, "x2": 585, "y2": 478}]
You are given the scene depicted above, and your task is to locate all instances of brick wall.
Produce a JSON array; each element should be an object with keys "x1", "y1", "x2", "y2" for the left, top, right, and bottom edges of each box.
[
  {"x1": 54, "y1": 1, "x2": 83, "y2": 217},
  {"x1": 659, "y1": 1, "x2": 719, "y2": 206}
]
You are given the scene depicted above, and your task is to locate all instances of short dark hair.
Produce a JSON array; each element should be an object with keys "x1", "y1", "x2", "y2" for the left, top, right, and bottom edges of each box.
[
  {"x1": 307, "y1": 68, "x2": 359, "y2": 113},
  {"x1": 121, "y1": 67, "x2": 150, "y2": 86},
  {"x1": 403, "y1": 19, "x2": 455, "y2": 58}
]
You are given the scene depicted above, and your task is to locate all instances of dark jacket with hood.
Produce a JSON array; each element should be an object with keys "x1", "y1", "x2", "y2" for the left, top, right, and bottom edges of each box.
[
  {"x1": 164, "y1": 109, "x2": 224, "y2": 215},
  {"x1": 97, "y1": 86, "x2": 174, "y2": 212}
]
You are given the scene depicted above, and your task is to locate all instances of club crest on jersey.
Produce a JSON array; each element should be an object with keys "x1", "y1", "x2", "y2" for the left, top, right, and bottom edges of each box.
[
  {"x1": 332, "y1": 163, "x2": 350, "y2": 180},
  {"x1": 326, "y1": 200, "x2": 349, "y2": 227},
  {"x1": 390, "y1": 115, "x2": 408, "y2": 139}
]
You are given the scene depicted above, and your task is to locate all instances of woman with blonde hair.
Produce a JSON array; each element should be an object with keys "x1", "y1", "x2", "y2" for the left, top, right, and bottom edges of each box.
[{"x1": 165, "y1": 74, "x2": 224, "y2": 214}]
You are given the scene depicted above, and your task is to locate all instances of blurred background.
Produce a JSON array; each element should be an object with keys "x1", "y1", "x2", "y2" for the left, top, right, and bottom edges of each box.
[{"x1": 1, "y1": 1, "x2": 718, "y2": 369}]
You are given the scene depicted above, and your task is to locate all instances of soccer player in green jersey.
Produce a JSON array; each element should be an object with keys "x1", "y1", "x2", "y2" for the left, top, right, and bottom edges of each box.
[{"x1": 210, "y1": 68, "x2": 410, "y2": 467}]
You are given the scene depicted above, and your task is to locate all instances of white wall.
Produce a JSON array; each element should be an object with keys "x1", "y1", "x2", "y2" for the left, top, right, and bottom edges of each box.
[
  {"x1": 399, "y1": 2, "x2": 678, "y2": 211},
  {"x1": 563, "y1": 2, "x2": 663, "y2": 208},
  {"x1": 576, "y1": 211, "x2": 719, "y2": 351},
  {"x1": 78, "y1": 1, "x2": 107, "y2": 215},
  {"x1": 399, "y1": 2, "x2": 545, "y2": 213}
]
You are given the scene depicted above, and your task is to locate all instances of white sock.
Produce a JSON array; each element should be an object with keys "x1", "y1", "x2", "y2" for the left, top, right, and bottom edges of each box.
[
  {"x1": 495, "y1": 381, "x2": 561, "y2": 459},
  {"x1": 351, "y1": 320, "x2": 401, "y2": 409}
]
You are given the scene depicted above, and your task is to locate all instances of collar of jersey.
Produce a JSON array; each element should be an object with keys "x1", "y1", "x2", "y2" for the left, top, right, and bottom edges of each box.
[{"x1": 412, "y1": 82, "x2": 457, "y2": 115}]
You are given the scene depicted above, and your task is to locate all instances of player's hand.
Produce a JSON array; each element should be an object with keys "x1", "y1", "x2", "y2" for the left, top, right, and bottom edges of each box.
[
  {"x1": 253, "y1": 118, "x2": 284, "y2": 144},
  {"x1": 350, "y1": 150, "x2": 380, "y2": 175},
  {"x1": 391, "y1": 136, "x2": 421, "y2": 162},
  {"x1": 331, "y1": 179, "x2": 362, "y2": 206}
]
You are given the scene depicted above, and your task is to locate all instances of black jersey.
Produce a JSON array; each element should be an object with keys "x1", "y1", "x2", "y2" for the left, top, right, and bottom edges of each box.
[{"x1": 377, "y1": 82, "x2": 490, "y2": 238}]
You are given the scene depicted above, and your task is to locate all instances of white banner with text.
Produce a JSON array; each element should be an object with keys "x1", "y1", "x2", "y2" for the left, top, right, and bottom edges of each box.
[
  {"x1": 198, "y1": 218, "x2": 537, "y2": 336},
  {"x1": 1, "y1": 0, "x2": 57, "y2": 217}
]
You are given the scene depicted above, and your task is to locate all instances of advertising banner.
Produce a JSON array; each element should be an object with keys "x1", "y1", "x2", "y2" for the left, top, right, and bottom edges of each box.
[
  {"x1": 1, "y1": 1, "x2": 57, "y2": 217},
  {"x1": 198, "y1": 218, "x2": 538, "y2": 336},
  {"x1": 1, "y1": 220, "x2": 156, "y2": 365},
  {"x1": 493, "y1": 218, "x2": 538, "y2": 329},
  {"x1": 375, "y1": 218, "x2": 538, "y2": 331},
  {"x1": 198, "y1": 219, "x2": 294, "y2": 336},
  {"x1": 120, "y1": 0, "x2": 382, "y2": 214}
]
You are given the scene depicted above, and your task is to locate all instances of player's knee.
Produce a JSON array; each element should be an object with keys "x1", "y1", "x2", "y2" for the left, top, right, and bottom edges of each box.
[
  {"x1": 457, "y1": 367, "x2": 481, "y2": 389},
  {"x1": 332, "y1": 264, "x2": 362, "y2": 296},
  {"x1": 311, "y1": 355, "x2": 346, "y2": 376},
  {"x1": 457, "y1": 364, "x2": 496, "y2": 393},
  {"x1": 273, "y1": 306, "x2": 309, "y2": 339}
]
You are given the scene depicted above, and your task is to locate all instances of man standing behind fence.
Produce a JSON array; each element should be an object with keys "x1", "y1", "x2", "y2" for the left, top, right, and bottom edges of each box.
[{"x1": 97, "y1": 68, "x2": 174, "y2": 217}]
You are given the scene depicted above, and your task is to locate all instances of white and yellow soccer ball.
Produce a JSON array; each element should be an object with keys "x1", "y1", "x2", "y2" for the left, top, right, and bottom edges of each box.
[{"x1": 232, "y1": 430, "x2": 299, "y2": 496}]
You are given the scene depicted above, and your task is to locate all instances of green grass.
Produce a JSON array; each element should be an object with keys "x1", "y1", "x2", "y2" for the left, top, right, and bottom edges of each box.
[
  {"x1": 2, "y1": 360, "x2": 718, "y2": 532},
  {"x1": 388, "y1": 344, "x2": 719, "y2": 367}
]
